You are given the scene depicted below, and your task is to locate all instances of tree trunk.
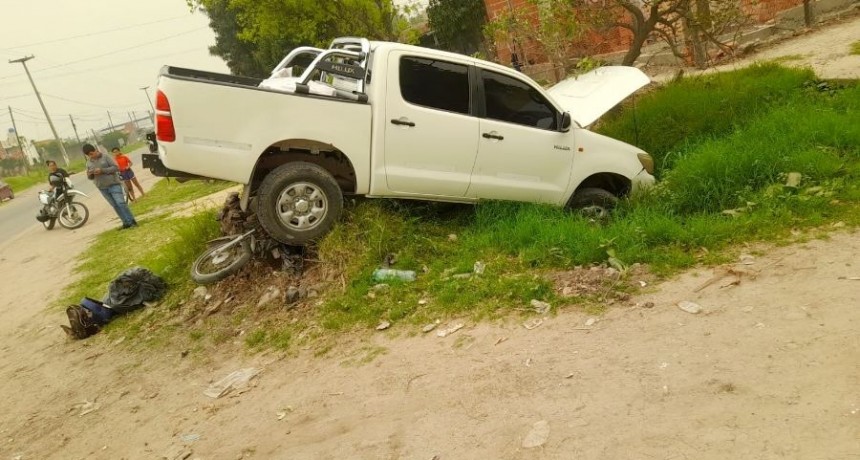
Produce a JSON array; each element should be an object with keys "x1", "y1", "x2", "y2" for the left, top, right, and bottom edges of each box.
[{"x1": 622, "y1": 29, "x2": 650, "y2": 65}]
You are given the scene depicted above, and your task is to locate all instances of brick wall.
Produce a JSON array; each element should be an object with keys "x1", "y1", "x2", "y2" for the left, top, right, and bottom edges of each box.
[{"x1": 482, "y1": 0, "x2": 812, "y2": 68}]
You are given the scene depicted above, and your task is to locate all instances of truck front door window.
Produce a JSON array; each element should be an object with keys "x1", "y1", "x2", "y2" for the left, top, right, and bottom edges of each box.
[
  {"x1": 482, "y1": 71, "x2": 557, "y2": 130},
  {"x1": 399, "y1": 57, "x2": 470, "y2": 115}
]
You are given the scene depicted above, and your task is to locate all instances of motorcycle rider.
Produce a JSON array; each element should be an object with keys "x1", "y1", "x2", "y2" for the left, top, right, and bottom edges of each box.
[{"x1": 46, "y1": 160, "x2": 70, "y2": 199}]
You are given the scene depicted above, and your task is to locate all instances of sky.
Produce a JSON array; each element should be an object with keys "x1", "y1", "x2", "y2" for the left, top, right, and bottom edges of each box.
[{"x1": 0, "y1": 0, "x2": 230, "y2": 143}]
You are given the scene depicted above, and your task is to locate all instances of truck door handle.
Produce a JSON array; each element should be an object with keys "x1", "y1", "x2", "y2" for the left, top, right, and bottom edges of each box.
[
  {"x1": 482, "y1": 132, "x2": 504, "y2": 141},
  {"x1": 390, "y1": 118, "x2": 416, "y2": 127}
]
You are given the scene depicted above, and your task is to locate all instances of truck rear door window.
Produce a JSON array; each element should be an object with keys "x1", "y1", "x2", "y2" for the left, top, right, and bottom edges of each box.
[
  {"x1": 399, "y1": 57, "x2": 470, "y2": 115},
  {"x1": 481, "y1": 70, "x2": 557, "y2": 130}
]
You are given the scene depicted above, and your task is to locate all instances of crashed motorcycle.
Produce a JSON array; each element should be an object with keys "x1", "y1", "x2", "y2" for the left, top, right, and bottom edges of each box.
[{"x1": 36, "y1": 176, "x2": 90, "y2": 230}]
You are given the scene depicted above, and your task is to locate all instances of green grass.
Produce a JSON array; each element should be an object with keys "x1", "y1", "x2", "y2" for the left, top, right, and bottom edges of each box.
[
  {"x1": 130, "y1": 178, "x2": 237, "y2": 216},
  {"x1": 3, "y1": 157, "x2": 87, "y2": 194},
  {"x1": 62, "y1": 64, "x2": 860, "y2": 354},
  {"x1": 850, "y1": 41, "x2": 860, "y2": 56},
  {"x1": 597, "y1": 63, "x2": 817, "y2": 175}
]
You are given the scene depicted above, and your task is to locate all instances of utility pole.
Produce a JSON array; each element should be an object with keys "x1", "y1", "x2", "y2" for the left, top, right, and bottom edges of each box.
[
  {"x1": 106, "y1": 110, "x2": 115, "y2": 131},
  {"x1": 69, "y1": 114, "x2": 81, "y2": 144},
  {"x1": 140, "y1": 86, "x2": 155, "y2": 113},
  {"x1": 8, "y1": 55, "x2": 69, "y2": 166},
  {"x1": 7, "y1": 105, "x2": 31, "y2": 169},
  {"x1": 127, "y1": 111, "x2": 139, "y2": 131},
  {"x1": 90, "y1": 129, "x2": 100, "y2": 146}
]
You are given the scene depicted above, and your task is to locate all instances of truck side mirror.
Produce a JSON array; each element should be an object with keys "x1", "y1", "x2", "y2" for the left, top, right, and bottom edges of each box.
[{"x1": 560, "y1": 112, "x2": 572, "y2": 132}]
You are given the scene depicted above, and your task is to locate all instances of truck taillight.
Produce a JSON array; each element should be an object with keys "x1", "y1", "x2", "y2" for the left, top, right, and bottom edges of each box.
[
  {"x1": 155, "y1": 90, "x2": 176, "y2": 142},
  {"x1": 155, "y1": 90, "x2": 171, "y2": 111},
  {"x1": 157, "y1": 115, "x2": 176, "y2": 142}
]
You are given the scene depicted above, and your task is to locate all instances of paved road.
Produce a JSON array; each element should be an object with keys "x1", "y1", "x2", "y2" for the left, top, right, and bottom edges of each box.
[{"x1": 0, "y1": 148, "x2": 146, "y2": 242}]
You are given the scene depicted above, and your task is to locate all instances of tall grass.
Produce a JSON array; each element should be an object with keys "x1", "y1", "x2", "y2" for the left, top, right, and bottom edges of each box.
[
  {"x1": 597, "y1": 63, "x2": 816, "y2": 174},
  {"x1": 309, "y1": 65, "x2": 860, "y2": 330}
]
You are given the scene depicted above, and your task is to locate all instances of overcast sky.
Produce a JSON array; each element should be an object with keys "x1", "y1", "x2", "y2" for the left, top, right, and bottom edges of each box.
[{"x1": 0, "y1": 0, "x2": 230, "y2": 143}]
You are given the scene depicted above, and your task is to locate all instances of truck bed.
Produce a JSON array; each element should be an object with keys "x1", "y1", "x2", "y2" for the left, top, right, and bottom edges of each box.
[{"x1": 156, "y1": 67, "x2": 373, "y2": 191}]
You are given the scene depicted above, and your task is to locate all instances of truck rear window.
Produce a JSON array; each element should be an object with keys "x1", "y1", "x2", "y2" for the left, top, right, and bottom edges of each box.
[{"x1": 399, "y1": 57, "x2": 470, "y2": 115}]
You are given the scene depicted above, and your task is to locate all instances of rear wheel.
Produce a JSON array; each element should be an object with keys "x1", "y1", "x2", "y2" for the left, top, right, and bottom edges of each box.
[
  {"x1": 567, "y1": 188, "x2": 618, "y2": 220},
  {"x1": 256, "y1": 162, "x2": 343, "y2": 245},
  {"x1": 58, "y1": 202, "x2": 89, "y2": 229}
]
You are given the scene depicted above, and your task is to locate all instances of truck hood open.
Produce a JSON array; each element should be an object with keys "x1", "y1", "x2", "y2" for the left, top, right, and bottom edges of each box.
[{"x1": 547, "y1": 66, "x2": 650, "y2": 127}]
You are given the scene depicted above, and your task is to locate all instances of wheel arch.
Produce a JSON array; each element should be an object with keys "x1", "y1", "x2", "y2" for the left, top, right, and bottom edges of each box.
[
  {"x1": 568, "y1": 172, "x2": 631, "y2": 205},
  {"x1": 247, "y1": 138, "x2": 359, "y2": 199}
]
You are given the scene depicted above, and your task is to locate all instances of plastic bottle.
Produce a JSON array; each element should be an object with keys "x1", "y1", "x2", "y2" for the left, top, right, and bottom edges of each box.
[{"x1": 372, "y1": 268, "x2": 417, "y2": 282}]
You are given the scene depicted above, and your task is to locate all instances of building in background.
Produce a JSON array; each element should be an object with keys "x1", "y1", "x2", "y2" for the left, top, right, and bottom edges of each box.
[{"x1": 1, "y1": 128, "x2": 41, "y2": 166}]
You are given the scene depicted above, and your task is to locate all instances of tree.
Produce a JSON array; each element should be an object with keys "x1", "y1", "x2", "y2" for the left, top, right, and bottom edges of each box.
[
  {"x1": 551, "y1": 0, "x2": 750, "y2": 68},
  {"x1": 426, "y1": 0, "x2": 488, "y2": 55},
  {"x1": 189, "y1": 0, "x2": 409, "y2": 77}
]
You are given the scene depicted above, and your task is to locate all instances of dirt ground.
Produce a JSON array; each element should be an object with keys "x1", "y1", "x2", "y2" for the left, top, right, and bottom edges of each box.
[{"x1": 1, "y1": 18, "x2": 859, "y2": 460}]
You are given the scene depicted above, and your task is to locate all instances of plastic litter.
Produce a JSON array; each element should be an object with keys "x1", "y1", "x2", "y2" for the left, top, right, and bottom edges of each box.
[{"x1": 203, "y1": 368, "x2": 261, "y2": 399}]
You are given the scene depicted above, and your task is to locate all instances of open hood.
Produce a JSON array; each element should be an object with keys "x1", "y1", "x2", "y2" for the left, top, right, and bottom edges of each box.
[{"x1": 547, "y1": 66, "x2": 650, "y2": 127}]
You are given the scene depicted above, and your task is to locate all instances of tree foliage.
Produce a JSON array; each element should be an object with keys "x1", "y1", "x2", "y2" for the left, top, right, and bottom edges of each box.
[
  {"x1": 426, "y1": 0, "x2": 487, "y2": 55},
  {"x1": 189, "y1": 0, "x2": 409, "y2": 77}
]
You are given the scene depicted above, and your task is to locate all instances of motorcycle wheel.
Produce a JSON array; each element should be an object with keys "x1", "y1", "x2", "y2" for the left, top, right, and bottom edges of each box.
[
  {"x1": 43, "y1": 218, "x2": 56, "y2": 230},
  {"x1": 58, "y1": 202, "x2": 90, "y2": 229},
  {"x1": 190, "y1": 237, "x2": 252, "y2": 285}
]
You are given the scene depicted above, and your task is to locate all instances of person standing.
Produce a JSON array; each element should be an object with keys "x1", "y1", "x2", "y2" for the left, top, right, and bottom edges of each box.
[
  {"x1": 83, "y1": 143, "x2": 138, "y2": 229},
  {"x1": 112, "y1": 147, "x2": 145, "y2": 201}
]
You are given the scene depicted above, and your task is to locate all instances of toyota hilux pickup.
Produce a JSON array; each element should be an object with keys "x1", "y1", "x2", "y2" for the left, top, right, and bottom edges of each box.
[{"x1": 144, "y1": 37, "x2": 655, "y2": 244}]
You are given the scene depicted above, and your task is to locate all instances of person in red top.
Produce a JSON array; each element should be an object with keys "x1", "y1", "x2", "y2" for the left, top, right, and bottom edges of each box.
[{"x1": 112, "y1": 147, "x2": 145, "y2": 202}]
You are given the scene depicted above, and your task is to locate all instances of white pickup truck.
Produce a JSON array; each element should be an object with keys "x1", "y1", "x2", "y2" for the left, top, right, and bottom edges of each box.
[{"x1": 144, "y1": 37, "x2": 655, "y2": 244}]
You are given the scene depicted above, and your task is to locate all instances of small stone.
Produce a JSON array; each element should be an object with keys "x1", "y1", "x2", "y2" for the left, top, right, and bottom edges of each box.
[
  {"x1": 641, "y1": 301, "x2": 655, "y2": 308},
  {"x1": 561, "y1": 287, "x2": 575, "y2": 297},
  {"x1": 421, "y1": 323, "x2": 437, "y2": 333},
  {"x1": 447, "y1": 234, "x2": 458, "y2": 242},
  {"x1": 418, "y1": 299, "x2": 428, "y2": 306},
  {"x1": 203, "y1": 294, "x2": 212, "y2": 302},
  {"x1": 371, "y1": 284, "x2": 390, "y2": 292},
  {"x1": 522, "y1": 420, "x2": 550, "y2": 449},
  {"x1": 285, "y1": 287, "x2": 300, "y2": 303},
  {"x1": 677, "y1": 301, "x2": 702, "y2": 314},
  {"x1": 785, "y1": 172, "x2": 802, "y2": 188},
  {"x1": 584, "y1": 318, "x2": 596, "y2": 327},
  {"x1": 452, "y1": 273, "x2": 471, "y2": 280},
  {"x1": 376, "y1": 321, "x2": 391, "y2": 331},
  {"x1": 473, "y1": 261, "x2": 485, "y2": 275},
  {"x1": 192, "y1": 287, "x2": 208, "y2": 299},
  {"x1": 638, "y1": 280, "x2": 648, "y2": 287},
  {"x1": 436, "y1": 323, "x2": 464, "y2": 337},
  {"x1": 523, "y1": 318, "x2": 543, "y2": 330},
  {"x1": 530, "y1": 299, "x2": 551, "y2": 314},
  {"x1": 257, "y1": 288, "x2": 281, "y2": 308}
]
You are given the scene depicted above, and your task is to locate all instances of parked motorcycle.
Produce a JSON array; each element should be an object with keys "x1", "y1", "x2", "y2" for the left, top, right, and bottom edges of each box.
[{"x1": 36, "y1": 176, "x2": 90, "y2": 230}]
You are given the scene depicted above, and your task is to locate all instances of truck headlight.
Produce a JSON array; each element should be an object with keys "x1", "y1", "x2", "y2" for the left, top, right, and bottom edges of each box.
[{"x1": 637, "y1": 153, "x2": 654, "y2": 175}]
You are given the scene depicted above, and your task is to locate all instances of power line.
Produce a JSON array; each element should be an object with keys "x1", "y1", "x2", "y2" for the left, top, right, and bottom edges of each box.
[
  {"x1": 0, "y1": 27, "x2": 207, "y2": 81},
  {"x1": 42, "y1": 93, "x2": 145, "y2": 110},
  {"x1": 27, "y1": 27, "x2": 207, "y2": 74},
  {"x1": 29, "y1": 47, "x2": 201, "y2": 83},
  {"x1": 2, "y1": 14, "x2": 191, "y2": 50}
]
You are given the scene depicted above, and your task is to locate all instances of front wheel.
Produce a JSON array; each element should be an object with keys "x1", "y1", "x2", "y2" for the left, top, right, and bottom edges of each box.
[
  {"x1": 58, "y1": 202, "x2": 90, "y2": 229},
  {"x1": 190, "y1": 237, "x2": 252, "y2": 285},
  {"x1": 43, "y1": 218, "x2": 57, "y2": 230},
  {"x1": 256, "y1": 162, "x2": 343, "y2": 245},
  {"x1": 567, "y1": 188, "x2": 618, "y2": 220}
]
